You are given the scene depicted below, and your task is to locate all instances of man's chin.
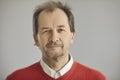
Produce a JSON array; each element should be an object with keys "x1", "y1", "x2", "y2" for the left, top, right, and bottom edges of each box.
[{"x1": 47, "y1": 52, "x2": 64, "y2": 59}]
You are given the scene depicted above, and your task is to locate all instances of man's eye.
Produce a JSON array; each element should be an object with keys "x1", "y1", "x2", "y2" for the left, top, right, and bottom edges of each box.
[
  {"x1": 42, "y1": 30, "x2": 49, "y2": 33},
  {"x1": 58, "y1": 29, "x2": 65, "y2": 33},
  {"x1": 43, "y1": 30, "x2": 48, "y2": 33}
]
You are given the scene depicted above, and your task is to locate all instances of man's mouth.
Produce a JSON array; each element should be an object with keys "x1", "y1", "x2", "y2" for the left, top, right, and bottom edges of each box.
[
  {"x1": 46, "y1": 41, "x2": 63, "y2": 49},
  {"x1": 47, "y1": 45, "x2": 61, "y2": 48}
]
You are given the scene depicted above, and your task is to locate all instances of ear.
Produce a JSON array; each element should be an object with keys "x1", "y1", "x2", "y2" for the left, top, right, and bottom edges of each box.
[
  {"x1": 70, "y1": 33, "x2": 74, "y2": 44},
  {"x1": 33, "y1": 34, "x2": 40, "y2": 47}
]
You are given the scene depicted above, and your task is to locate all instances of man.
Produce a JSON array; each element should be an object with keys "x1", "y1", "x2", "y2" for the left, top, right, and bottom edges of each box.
[{"x1": 6, "y1": 1, "x2": 106, "y2": 80}]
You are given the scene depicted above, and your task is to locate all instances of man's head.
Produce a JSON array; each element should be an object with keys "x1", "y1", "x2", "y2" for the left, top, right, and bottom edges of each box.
[
  {"x1": 33, "y1": 1, "x2": 75, "y2": 59},
  {"x1": 33, "y1": 1, "x2": 75, "y2": 35}
]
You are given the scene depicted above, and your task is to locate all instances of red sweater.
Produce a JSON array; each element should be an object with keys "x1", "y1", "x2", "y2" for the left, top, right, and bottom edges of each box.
[{"x1": 6, "y1": 61, "x2": 106, "y2": 80}]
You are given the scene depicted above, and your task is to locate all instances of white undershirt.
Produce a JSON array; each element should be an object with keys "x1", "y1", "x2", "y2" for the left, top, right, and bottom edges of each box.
[{"x1": 40, "y1": 55, "x2": 73, "y2": 79}]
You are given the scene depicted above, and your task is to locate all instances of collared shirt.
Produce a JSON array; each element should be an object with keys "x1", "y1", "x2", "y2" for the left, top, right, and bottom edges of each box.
[{"x1": 40, "y1": 55, "x2": 73, "y2": 79}]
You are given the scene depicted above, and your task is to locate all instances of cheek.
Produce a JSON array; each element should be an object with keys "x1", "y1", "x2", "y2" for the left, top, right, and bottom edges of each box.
[
  {"x1": 39, "y1": 36, "x2": 48, "y2": 48},
  {"x1": 62, "y1": 36, "x2": 72, "y2": 47}
]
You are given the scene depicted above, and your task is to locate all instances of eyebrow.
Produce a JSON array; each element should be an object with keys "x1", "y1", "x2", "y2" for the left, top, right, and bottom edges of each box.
[
  {"x1": 41, "y1": 25, "x2": 65, "y2": 30},
  {"x1": 41, "y1": 27, "x2": 50, "y2": 30},
  {"x1": 57, "y1": 25, "x2": 65, "y2": 28}
]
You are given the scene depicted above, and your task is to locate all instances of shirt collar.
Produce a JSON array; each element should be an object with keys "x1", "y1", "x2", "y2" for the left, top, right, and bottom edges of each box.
[{"x1": 40, "y1": 54, "x2": 73, "y2": 79}]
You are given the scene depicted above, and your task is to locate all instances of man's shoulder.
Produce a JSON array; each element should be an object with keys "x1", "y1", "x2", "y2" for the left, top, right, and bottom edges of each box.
[
  {"x1": 73, "y1": 61, "x2": 106, "y2": 80},
  {"x1": 6, "y1": 61, "x2": 42, "y2": 80}
]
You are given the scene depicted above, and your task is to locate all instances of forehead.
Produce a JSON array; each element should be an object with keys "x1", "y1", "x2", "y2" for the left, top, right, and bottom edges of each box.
[{"x1": 38, "y1": 8, "x2": 69, "y2": 28}]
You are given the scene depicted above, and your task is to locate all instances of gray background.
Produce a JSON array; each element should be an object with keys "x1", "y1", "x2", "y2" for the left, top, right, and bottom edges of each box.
[{"x1": 0, "y1": 0, "x2": 120, "y2": 80}]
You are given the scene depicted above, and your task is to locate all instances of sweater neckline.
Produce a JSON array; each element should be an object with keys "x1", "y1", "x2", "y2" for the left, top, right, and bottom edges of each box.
[{"x1": 37, "y1": 61, "x2": 77, "y2": 80}]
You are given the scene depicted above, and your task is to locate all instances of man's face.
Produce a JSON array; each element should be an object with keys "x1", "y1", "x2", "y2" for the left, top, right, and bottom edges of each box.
[{"x1": 34, "y1": 8, "x2": 74, "y2": 59}]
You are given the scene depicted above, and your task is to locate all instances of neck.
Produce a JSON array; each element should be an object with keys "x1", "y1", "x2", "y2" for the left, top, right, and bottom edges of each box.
[{"x1": 42, "y1": 54, "x2": 70, "y2": 71}]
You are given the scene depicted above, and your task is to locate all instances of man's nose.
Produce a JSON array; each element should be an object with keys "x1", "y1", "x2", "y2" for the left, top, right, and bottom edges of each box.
[{"x1": 50, "y1": 30, "x2": 59, "y2": 42}]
